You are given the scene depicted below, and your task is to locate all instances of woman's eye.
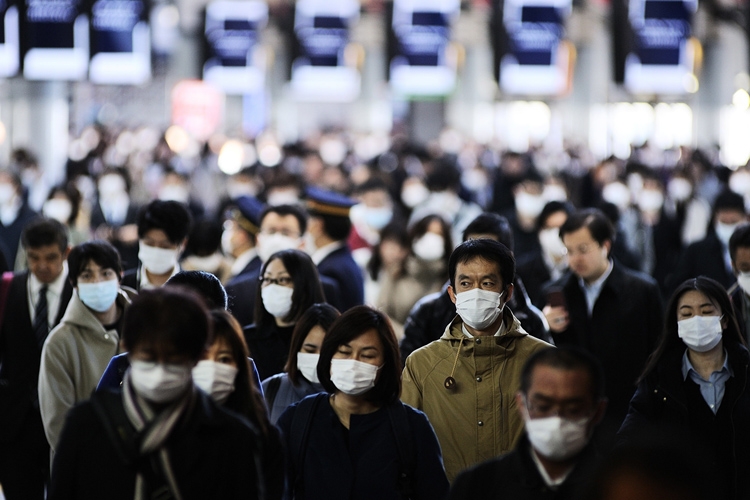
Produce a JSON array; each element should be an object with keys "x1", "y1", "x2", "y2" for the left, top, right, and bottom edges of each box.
[{"x1": 218, "y1": 356, "x2": 233, "y2": 364}]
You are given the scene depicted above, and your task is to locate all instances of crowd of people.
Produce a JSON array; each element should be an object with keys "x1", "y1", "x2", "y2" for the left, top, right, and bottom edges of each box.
[{"x1": 0, "y1": 129, "x2": 749, "y2": 500}]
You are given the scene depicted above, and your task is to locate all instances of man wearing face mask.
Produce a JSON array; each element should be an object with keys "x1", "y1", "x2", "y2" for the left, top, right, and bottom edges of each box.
[
  {"x1": 38, "y1": 241, "x2": 131, "y2": 454},
  {"x1": 728, "y1": 224, "x2": 750, "y2": 343},
  {"x1": 223, "y1": 195, "x2": 265, "y2": 284},
  {"x1": 541, "y1": 209, "x2": 663, "y2": 450},
  {"x1": 449, "y1": 347, "x2": 607, "y2": 500},
  {"x1": 401, "y1": 239, "x2": 552, "y2": 482},
  {"x1": 0, "y1": 169, "x2": 38, "y2": 269},
  {"x1": 670, "y1": 190, "x2": 748, "y2": 293},
  {"x1": 225, "y1": 204, "x2": 341, "y2": 326},
  {"x1": 49, "y1": 288, "x2": 264, "y2": 500},
  {"x1": 121, "y1": 200, "x2": 192, "y2": 291}
]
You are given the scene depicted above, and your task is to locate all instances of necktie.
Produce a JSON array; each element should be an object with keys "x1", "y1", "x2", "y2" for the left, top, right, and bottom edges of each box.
[{"x1": 32, "y1": 285, "x2": 49, "y2": 349}]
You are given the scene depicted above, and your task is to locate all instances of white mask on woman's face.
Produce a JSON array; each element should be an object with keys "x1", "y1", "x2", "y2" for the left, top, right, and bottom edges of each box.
[
  {"x1": 329, "y1": 359, "x2": 380, "y2": 396},
  {"x1": 261, "y1": 284, "x2": 294, "y2": 318},
  {"x1": 677, "y1": 315, "x2": 723, "y2": 353},
  {"x1": 192, "y1": 360, "x2": 237, "y2": 404},
  {"x1": 297, "y1": 352, "x2": 320, "y2": 384},
  {"x1": 43, "y1": 198, "x2": 73, "y2": 223},
  {"x1": 412, "y1": 233, "x2": 445, "y2": 262}
]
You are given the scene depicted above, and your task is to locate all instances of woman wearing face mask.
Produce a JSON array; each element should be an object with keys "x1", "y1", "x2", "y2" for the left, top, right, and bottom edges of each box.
[
  {"x1": 618, "y1": 277, "x2": 750, "y2": 500},
  {"x1": 277, "y1": 306, "x2": 449, "y2": 500},
  {"x1": 261, "y1": 303, "x2": 340, "y2": 424},
  {"x1": 194, "y1": 309, "x2": 285, "y2": 500},
  {"x1": 376, "y1": 214, "x2": 453, "y2": 338},
  {"x1": 43, "y1": 183, "x2": 90, "y2": 246},
  {"x1": 49, "y1": 287, "x2": 264, "y2": 500},
  {"x1": 243, "y1": 249, "x2": 326, "y2": 380}
]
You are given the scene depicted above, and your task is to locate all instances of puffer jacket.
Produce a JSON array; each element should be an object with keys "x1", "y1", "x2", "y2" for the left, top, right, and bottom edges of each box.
[{"x1": 401, "y1": 309, "x2": 551, "y2": 482}]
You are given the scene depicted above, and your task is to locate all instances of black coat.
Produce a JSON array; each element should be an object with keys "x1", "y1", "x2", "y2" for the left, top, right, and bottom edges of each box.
[
  {"x1": 618, "y1": 343, "x2": 750, "y2": 500},
  {"x1": 0, "y1": 202, "x2": 37, "y2": 266},
  {"x1": 448, "y1": 435, "x2": 599, "y2": 500},
  {"x1": 669, "y1": 231, "x2": 735, "y2": 293},
  {"x1": 243, "y1": 322, "x2": 295, "y2": 381},
  {"x1": 0, "y1": 271, "x2": 73, "y2": 439},
  {"x1": 730, "y1": 284, "x2": 748, "y2": 344},
  {"x1": 400, "y1": 278, "x2": 552, "y2": 364},
  {"x1": 542, "y1": 263, "x2": 663, "y2": 445},
  {"x1": 49, "y1": 389, "x2": 263, "y2": 500},
  {"x1": 316, "y1": 245, "x2": 363, "y2": 312},
  {"x1": 90, "y1": 201, "x2": 140, "y2": 271},
  {"x1": 516, "y1": 252, "x2": 552, "y2": 310}
]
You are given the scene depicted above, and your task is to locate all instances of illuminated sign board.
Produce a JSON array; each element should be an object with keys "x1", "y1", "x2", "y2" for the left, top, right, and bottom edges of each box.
[
  {"x1": 89, "y1": 0, "x2": 150, "y2": 84},
  {"x1": 389, "y1": 0, "x2": 459, "y2": 97},
  {"x1": 499, "y1": 0, "x2": 572, "y2": 95},
  {"x1": 0, "y1": 0, "x2": 19, "y2": 77},
  {"x1": 624, "y1": 0, "x2": 698, "y2": 94},
  {"x1": 22, "y1": 0, "x2": 89, "y2": 80},
  {"x1": 290, "y1": 0, "x2": 360, "y2": 101},
  {"x1": 203, "y1": 0, "x2": 267, "y2": 95}
]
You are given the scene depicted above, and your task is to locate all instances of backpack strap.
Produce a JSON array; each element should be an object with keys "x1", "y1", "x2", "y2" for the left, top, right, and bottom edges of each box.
[
  {"x1": 264, "y1": 375, "x2": 282, "y2": 410},
  {"x1": 289, "y1": 393, "x2": 326, "y2": 497},
  {"x1": 386, "y1": 402, "x2": 416, "y2": 500}
]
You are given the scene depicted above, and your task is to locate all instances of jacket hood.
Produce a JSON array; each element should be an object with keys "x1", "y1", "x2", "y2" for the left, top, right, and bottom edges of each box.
[
  {"x1": 439, "y1": 307, "x2": 529, "y2": 342},
  {"x1": 61, "y1": 288, "x2": 131, "y2": 331}
]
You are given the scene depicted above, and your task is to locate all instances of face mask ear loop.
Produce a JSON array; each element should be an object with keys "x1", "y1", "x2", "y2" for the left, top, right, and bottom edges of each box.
[{"x1": 444, "y1": 338, "x2": 464, "y2": 390}]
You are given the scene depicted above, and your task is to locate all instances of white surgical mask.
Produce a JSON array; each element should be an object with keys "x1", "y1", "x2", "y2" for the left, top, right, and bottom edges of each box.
[
  {"x1": 738, "y1": 271, "x2": 750, "y2": 296},
  {"x1": 543, "y1": 184, "x2": 567, "y2": 202},
  {"x1": 257, "y1": 233, "x2": 301, "y2": 262},
  {"x1": 515, "y1": 192, "x2": 546, "y2": 219},
  {"x1": 667, "y1": 178, "x2": 692, "y2": 202},
  {"x1": 524, "y1": 413, "x2": 591, "y2": 461},
  {"x1": 0, "y1": 183, "x2": 15, "y2": 204},
  {"x1": 261, "y1": 284, "x2": 294, "y2": 318},
  {"x1": 401, "y1": 184, "x2": 429, "y2": 208},
  {"x1": 730, "y1": 172, "x2": 750, "y2": 196},
  {"x1": 637, "y1": 189, "x2": 664, "y2": 213},
  {"x1": 297, "y1": 352, "x2": 320, "y2": 384},
  {"x1": 677, "y1": 315, "x2": 723, "y2": 353},
  {"x1": 77, "y1": 280, "x2": 119, "y2": 312},
  {"x1": 455, "y1": 288, "x2": 504, "y2": 331},
  {"x1": 158, "y1": 185, "x2": 189, "y2": 203},
  {"x1": 539, "y1": 228, "x2": 567, "y2": 260},
  {"x1": 43, "y1": 198, "x2": 73, "y2": 223},
  {"x1": 412, "y1": 233, "x2": 445, "y2": 262},
  {"x1": 330, "y1": 358, "x2": 380, "y2": 396},
  {"x1": 130, "y1": 360, "x2": 193, "y2": 404},
  {"x1": 192, "y1": 360, "x2": 238, "y2": 404},
  {"x1": 139, "y1": 243, "x2": 179, "y2": 275},
  {"x1": 601, "y1": 182, "x2": 631, "y2": 211},
  {"x1": 221, "y1": 229, "x2": 236, "y2": 256},
  {"x1": 184, "y1": 253, "x2": 224, "y2": 273},
  {"x1": 362, "y1": 207, "x2": 393, "y2": 231},
  {"x1": 715, "y1": 221, "x2": 740, "y2": 246}
]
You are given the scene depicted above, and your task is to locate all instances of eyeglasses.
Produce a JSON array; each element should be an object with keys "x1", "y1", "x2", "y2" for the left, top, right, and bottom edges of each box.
[
  {"x1": 259, "y1": 276, "x2": 293, "y2": 287},
  {"x1": 259, "y1": 229, "x2": 300, "y2": 239},
  {"x1": 524, "y1": 396, "x2": 593, "y2": 421}
]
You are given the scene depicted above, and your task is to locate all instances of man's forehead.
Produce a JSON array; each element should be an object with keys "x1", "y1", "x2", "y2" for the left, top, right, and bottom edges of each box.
[
  {"x1": 261, "y1": 212, "x2": 300, "y2": 230},
  {"x1": 456, "y1": 257, "x2": 501, "y2": 274},
  {"x1": 27, "y1": 244, "x2": 63, "y2": 257},
  {"x1": 528, "y1": 365, "x2": 594, "y2": 399}
]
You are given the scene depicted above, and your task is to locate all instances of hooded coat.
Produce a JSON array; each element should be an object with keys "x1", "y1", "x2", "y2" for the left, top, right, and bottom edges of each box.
[
  {"x1": 401, "y1": 309, "x2": 551, "y2": 482},
  {"x1": 38, "y1": 289, "x2": 130, "y2": 451}
]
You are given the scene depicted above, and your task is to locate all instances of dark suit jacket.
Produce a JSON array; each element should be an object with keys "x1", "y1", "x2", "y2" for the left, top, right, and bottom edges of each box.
[
  {"x1": 669, "y1": 231, "x2": 735, "y2": 293},
  {"x1": 516, "y1": 252, "x2": 552, "y2": 310},
  {"x1": 226, "y1": 268, "x2": 341, "y2": 328},
  {"x1": 316, "y1": 245, "x2": 363, "y2": 312},
  {"x1": 0, "y1": 271, "x2": 73, "y2": 439},
  {"x1": 226, "y1": 256, "x2": 262, "y2": 286},
  {"x1": 543, "y1": 263, "x2": 663, "y2": 444}
]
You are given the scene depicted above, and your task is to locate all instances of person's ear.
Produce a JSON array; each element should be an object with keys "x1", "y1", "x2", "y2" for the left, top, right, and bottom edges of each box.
[
  {"x1": 448, "y1": 285, "x2": 457, "y2": 304},
  {"x1": 515, "y1": 392, "x2": 528, "y2": 420},
  {"x1": 504, "y1": 283, "x2": 515, "y2": 304},
  {"x1": 63, "y1": 245, "x2": 72, "y2": 260},
  {"x1": 592, "y1": 398, "x2": 608, "y2": 426}
]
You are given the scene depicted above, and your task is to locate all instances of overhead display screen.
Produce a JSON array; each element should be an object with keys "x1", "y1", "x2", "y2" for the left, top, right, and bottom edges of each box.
[
  {"x1": 203, "y1": 0, "x2": 267, "y2": 95},
  {"x1": 389, "y1": 0, "x2": 459, "y2": 97},
  {"x1": 290, "y1": 0, "x2": 360, "y2": 101},
  {"x1": 498, "y1": 0, "x2": 572, "y2": 95},
  {"x1": 624, "y1": 0, "x2": 697, "y2": 94},
  {"x1": 0, "y1": 0, "x2": 19, "y2": 77},
  {"x1": 88, "y1": 0, "x2": 150, "y2": 84},
  {"x1": 21, "y1": 0, "x2": 89, "y2": 80}
]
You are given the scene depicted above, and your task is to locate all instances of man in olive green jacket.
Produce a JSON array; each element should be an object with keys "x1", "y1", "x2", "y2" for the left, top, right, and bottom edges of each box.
[{"x1": 402, "y1": 239, "x2": 551, "y2": 482}]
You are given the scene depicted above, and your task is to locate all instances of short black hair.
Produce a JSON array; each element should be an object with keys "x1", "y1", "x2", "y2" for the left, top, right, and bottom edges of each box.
[
  {"x1": 559, "y1": 208, "x2": 615, "y2": 249},
  {"x1": 448, "y1": 239, "x2": 515, "y2": 291},
  {"x1": 254, "y1": 249, "x2": 326, "y2": 331},
  {"x1": 463, "y1": 212, "x2": 513, "y2": 250},
  {"x1": 122, "y1": 287, "x2": 211, "y2": 363},
  {"x1": 713, "y1": 189, "x2": 745, "y2": 215},
  {"x1": 318, "y1": 305, "x2": 402, "y2": 405},
  {"x1": 185, "y1": 217, "x2": 222, "y2": 257},
  {"x1": 314, "y1": 213, "x2": 352, "y2": 241},
  {"x1": 259, "y1": 204, "x2": 308, "y2": 235},
  {"x1": 137, "y1": 200, "x2": 192, "y2": 244},
  {"x1": 519, "y1": 346, "x2": 605, "y2": 401},
  {"x1": 536, "y1": 200, "x2": 574, "y2": 232},
  {"x1": 67, "y1": 240, "x2": 123, "y2": 287},
  {"x1": 425, "y1": 158, "x2": 461, "y2": 192},
  {"x1": 166, "y1": 270, "x2": 228, "y2": 310},
  {"x1": 21, "y1": 217, "x2": 68, "y2": 253},
  {"x1": 286, "y1": 303, "x2": 341, "y2": 385},
  {"x1": 729, "y1": 223, "x2": 750, "y2": 263}
]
